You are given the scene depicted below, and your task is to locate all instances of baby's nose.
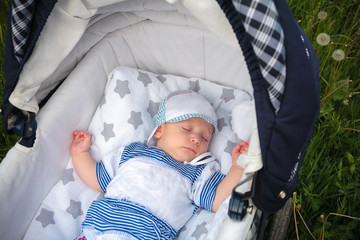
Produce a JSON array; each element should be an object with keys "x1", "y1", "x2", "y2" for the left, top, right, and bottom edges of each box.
[{"x1": 191, "y1": 135, "x2": 201, "y2": 145}]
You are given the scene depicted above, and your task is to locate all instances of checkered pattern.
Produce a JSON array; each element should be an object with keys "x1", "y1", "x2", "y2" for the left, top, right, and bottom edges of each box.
[
  {"x1": 155, "y1": 96, "x2": 168, "y2": 126},
  {"x1": 11, "y1": 0, "x2": 35, "y2": 63},
  {"x1": 232, "y1": 0, "x2": 286, "y2": 113}
]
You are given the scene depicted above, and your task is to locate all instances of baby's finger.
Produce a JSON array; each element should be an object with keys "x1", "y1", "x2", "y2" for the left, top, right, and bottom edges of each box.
[
  {"x1": 72, "y1": 131, "x2": 80, "y2": 140},
  {"x1": 83, "y1": 131, "x2": 90, "y2": 138},
  {"x1": 232, "y1": 144, "x2": 242, "y2": 154},
  {"x1": 238, "y1": 142, "x2": 249, "y2": 153}
]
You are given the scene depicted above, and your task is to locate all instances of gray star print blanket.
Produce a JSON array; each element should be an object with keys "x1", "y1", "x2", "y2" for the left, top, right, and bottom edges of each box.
[{"x1": 24, "y1": 66, "x2": 257, "y2": 239}]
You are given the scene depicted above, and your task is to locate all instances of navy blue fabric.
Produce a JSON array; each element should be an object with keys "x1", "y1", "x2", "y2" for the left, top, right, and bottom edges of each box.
[
  {"x1": 217, "y1": 0, "x2": 320, "y2": 212},
  {"x1": 253, "y1": 0, "x2": 319, "y2": 212},
  {"x1": 2, "y1": 0, "x2": 57, "y2": 136}
]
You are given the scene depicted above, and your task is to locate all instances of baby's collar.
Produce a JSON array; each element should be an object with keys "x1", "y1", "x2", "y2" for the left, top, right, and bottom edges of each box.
[
  {"x1": 183, "y1": 152, "x2": 216, "y2": 166},
  {"x1": 151, "y1": 146, "x2": 216, "y2": 166}
]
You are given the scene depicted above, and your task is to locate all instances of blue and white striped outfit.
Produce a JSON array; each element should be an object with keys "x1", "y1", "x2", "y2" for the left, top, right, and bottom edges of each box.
[{"x1": 81, "y1": 142, "x2": 225, "y2": 240}]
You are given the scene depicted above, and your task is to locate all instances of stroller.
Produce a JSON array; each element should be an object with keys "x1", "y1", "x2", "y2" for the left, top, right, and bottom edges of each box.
[{"x1": 0, "y1": 0, "x2": 320, "y2": 239}]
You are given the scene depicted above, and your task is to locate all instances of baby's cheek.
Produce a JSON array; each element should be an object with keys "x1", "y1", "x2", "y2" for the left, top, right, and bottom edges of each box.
[
  {"x1": 204, "y1": 142, "x2": 210, "y2": 152},
  {"x1": 198, "y1": 147, "x2": 208, "y2": 156}
]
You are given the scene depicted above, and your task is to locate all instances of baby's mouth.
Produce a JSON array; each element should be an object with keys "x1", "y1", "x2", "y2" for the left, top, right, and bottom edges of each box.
[{"x1": 183, "y1": 147, "x2": 196, "y2": 154}]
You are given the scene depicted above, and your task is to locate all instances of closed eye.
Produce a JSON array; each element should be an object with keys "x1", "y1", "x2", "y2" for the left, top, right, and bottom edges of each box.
[
  {"x1": 182, "y1": 127, "x2": 190, "y2": 132},
  {"x1": 202, "y1": 136, "x2": 209, "y2": 142}
]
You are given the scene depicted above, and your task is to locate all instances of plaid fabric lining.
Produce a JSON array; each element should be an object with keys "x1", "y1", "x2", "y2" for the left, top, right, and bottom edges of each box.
[
  {"x1": 11, "y1": 0, "x2": 35, "y2": 63},
  {"x1": 232, "y1": 0, "x2": 286, "y2": 113}
]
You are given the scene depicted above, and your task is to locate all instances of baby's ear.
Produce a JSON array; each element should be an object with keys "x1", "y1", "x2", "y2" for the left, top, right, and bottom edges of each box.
[{"x1": 154, "y1": 125, "x2": 163, "y2": 139}]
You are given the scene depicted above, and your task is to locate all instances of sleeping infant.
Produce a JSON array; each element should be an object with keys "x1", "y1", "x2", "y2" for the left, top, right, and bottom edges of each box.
[{"x1": 71, "y1": 90, "x2": 248, "y2": 240}]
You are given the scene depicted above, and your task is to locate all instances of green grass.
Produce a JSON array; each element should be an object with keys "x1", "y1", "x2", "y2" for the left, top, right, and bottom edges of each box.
[
  {"x1": 0, "y1": 0, "x2": 19, "y2": 160},
  {"x1": 287, "y1": 0, "x2": 360, "y2": 239},
  {"x1": 0, "y1": 0, "x2": 359, "y2": 239}
]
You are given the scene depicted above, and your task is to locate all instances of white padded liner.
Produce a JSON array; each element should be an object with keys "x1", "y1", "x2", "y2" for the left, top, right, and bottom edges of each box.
[
  {"x1": 10, "y1": 0, "x2": 246, "y2": 113},
  {"x1": 0, "y1": 38, "x2": 114, "y2": 240},
  {"x1": 35, "y1": 10, "x2": 251, "y2": 105}
]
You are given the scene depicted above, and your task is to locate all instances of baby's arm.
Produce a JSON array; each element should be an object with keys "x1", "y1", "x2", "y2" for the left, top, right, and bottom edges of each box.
[
  {"x1": 211, "y1": 141, "x2": 249, "y2": 212},
  {"x1": 71, "y1": 131, "x2": 102, "y2": 192}
]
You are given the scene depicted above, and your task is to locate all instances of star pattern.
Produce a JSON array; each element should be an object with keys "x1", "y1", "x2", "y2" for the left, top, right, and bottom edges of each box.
[
  {"x1": 114, "y1": 80, "x2": 130, "y2": 98},
  {"x1": 25, "y1": 66, "x2": 252, "y2": 238},
  {"x1": 99, "y1": 96, "x2": 106, "y2": 109},
  {"x1": 66, "y1": 200, "x2": 83, "y2": 219},
  {"x1": 189, "y1": 80, "x2": 200, "y2": 92},
  {"x1": 234, "y1": 133, "x2": 242, "y2": 143},
  {"x1": 36, "y1": 208, "x2": 55, "y2": 228},
  {"x1": 176, "y1": 226, "x2": 187, "y2": 238},
  {"x1": 101, "y1": 122, "x2": 115, "y2": 142},
  {"x1": 225, "y1": 140, "x2": 237, "y2": 156},
  {"x1": 217, "y1": 118, "x2": 228, "y2": 132},
  {"x1": 137, "y1": 72, "x2": 152, "y2": 87},
  {"x1": 156, "y1": 75, "x2": 167, "y2": 83},
  {"x1": 62, "y1": 168, "x2": 75, "y2": 185},
  {"x1": 147, "y1": 100, "x2": 160, "y2": 118},
  {"x1": 191, "y1": 222, "x2": 208, "y2": 240},
  {"x1": 128, "y1": 111, "x2": 143, "y2": 129},
  {"x1": 220, "y1": 88, "x2": 235, "y2": 103}
]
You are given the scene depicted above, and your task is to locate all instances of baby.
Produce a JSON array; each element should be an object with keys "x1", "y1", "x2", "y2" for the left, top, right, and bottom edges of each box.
[{"x1": 71, "y1": 90, "x2": 249, "y2": 240}]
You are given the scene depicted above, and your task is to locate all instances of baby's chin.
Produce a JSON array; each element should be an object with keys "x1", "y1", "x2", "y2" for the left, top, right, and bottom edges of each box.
[
  {"x1": 174, "y1": 152, "x2": 208, "y2": 164},
  {"x1": 169, "y1": 153, "x2": 195, "y2": 163}
]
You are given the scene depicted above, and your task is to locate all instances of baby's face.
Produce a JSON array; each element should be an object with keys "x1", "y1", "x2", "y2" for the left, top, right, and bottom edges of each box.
[{"x1": 155, "y1": 117, "x2": 214, "y2": 163}]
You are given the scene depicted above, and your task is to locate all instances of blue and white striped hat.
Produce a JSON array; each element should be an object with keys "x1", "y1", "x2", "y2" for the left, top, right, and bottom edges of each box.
[{"x1": 147, "y1": 90, "x2": 217, "y2": 146}]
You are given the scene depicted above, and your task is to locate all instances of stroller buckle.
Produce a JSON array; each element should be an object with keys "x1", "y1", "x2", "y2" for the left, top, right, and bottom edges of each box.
[
  {"x1": 227, "y1": 173, "x2": 256, "y2": 221},
  {"x1": 228, "y1": 191, "x2": 253, "y2": 221}
]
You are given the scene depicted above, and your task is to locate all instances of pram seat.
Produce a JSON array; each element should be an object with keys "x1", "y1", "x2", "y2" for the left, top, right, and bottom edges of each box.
[
  {"x1": 1, "y1": 0, "x2": 320, "y2": 239},
  {"x1": 1, "y1": 4, "x2": 261, "y2": 239}
]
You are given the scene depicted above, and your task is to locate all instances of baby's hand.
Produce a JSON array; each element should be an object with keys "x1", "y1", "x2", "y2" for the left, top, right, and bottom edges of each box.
[
  {"x1": 232, "y1": 141, "x2": 250, "y2": 166},
  {"x1": 71, "y1": 131, "x2": 91, "y2": 155}
]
